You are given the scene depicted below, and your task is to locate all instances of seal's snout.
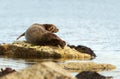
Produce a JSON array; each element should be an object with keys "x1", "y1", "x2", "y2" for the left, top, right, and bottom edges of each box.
[{"x1": 54, "y1": 28, "x2": 59, "y2": 33}]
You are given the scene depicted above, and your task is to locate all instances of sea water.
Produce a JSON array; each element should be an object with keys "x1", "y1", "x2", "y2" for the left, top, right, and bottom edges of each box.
[{"x1": 0, "y1": 0, "x2": 120, "y2": 78}]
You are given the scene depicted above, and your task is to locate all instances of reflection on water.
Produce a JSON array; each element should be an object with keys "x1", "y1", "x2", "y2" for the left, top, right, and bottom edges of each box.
[
  {"x1": 0, "y1": 57, "x2": 58, "y2": 70},
  {"x1": 0, "y1": 57, "x2": 28, "y2": 70},
  {"x1": 0, "y1": 56, "x2": 75, "y2": 70}
]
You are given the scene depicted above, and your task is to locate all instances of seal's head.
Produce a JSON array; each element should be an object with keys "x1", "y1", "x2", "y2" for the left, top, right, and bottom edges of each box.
[{"x1": 43, "y1": 24, "x2": 59, "y2": 33}]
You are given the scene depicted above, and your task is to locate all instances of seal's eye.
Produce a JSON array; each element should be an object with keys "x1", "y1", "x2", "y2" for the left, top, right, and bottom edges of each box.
[
  {"x1": 48, "y1": 26, "x2": 53, "y2": 31},
  {"x1": 44, "y1": 24, "x2": 52, "y2": 31}
]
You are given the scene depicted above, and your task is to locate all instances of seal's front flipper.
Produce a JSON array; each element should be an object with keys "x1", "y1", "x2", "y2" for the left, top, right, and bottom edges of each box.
[{"x1": 16, "y1": 32, "x2": 25, "y2": 40}]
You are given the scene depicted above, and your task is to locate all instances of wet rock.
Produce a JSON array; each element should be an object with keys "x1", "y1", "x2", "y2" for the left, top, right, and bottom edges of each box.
[
  {"x1": 0, "y1": 41, "x2": 91, "y2": 60},
  {"x1": 60, "y1": 62, "x2": 116, "y2": 72},
  {"x1": 0, "y1": 62, "x2": 76, "y2": 79},
  {"x1": 0, "y1": 45, "x2": 5, "y2": 55},
  {"x1": 68, "y1": 45, "x2": 96, "y2": 58},
  {"x1": 0, "y1": 68, "x2": 15, "y2": 77},
  {"x1": 76, "y1": 71, "x2": 113, "y2": 79}
]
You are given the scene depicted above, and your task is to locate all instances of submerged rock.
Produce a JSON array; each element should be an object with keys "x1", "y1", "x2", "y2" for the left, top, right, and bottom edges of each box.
[
  {"x1": 76, "y1": 71, "x2": 113, "y2": 79},
  {"x1": 60, "y1": 62, "x2": 116, "y2": 72},
  {"x1": 0, "y1": 62, "x2": 76, "y2": 79},
  {"x1": 0, "y1": 41, "x2": 92, "y2": 59}
]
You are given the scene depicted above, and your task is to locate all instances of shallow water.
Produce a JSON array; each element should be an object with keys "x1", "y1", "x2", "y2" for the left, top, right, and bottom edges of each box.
[{"x1": 0, "y1": 0, "x2": 120, "y2": 78}]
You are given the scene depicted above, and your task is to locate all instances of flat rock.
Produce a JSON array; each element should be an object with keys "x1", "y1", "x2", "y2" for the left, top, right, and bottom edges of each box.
[
  {"x1": 0, "y1": 62, "x2": 76, "y2": 79},
  {"x1": 60, "y1": 62, "x2": 116, "y2": 72},
  {"x1": 0, "y1": 41, "x2": 92, "y2": 59}
]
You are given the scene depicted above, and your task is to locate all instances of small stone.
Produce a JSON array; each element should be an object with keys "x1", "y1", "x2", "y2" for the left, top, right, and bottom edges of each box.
[
  {"x1": 0, "y1": 68, "x2": 16, "y2": 77},
  {"x1": 76, "y1": 71, "x2": 113, "y2": 79}
]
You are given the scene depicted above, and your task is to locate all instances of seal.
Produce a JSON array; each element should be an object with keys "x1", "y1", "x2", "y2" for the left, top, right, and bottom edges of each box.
[
  {"x1": 36, "y1": 33, "x2": 66, "y2": 48},
  {"x1": 16, "y1": 23, "x2": 59, "y2": 40},
  {"x1": 16, "y1": 23, "x2": 66, "y2": 48}
]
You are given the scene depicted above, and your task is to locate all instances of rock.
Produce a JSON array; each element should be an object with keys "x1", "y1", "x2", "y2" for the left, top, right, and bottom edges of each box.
[
  {"x1": 0, "y1": 45, "x2": 5, "y2": 55},
  {"x1": 76, "y1": 71, "x2": 113, "y2": 79},
  {"x1": 0, "y1": 68, "x2": 16, "y2": 77},
  {"x1": 68, "y1": 45, "x2": 96, "y2": 58},
  {"x1": 0, "y1": 41, "x2": 92, "y2": 60},
  {"x1": 0, "y1": 62, "x2": 76, "y2": 79},
  {"x1": 60, "y1": 62, "x2": 116, "y2": 72}
]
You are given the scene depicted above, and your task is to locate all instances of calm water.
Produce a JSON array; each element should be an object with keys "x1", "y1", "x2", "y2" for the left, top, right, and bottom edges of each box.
[{"x1": 0, "y1": 0, "x2": 120, "y2": 78}]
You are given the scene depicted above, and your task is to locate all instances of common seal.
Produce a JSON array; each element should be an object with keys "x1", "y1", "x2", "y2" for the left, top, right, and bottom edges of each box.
[
  {"x1": 16, "y1": 23, "x2": 59, "y2": 40},
  {"x1": 35, "y1": 33, "x2": 66, "y2": 48},
  {"x1": 16, "y1": 23, "x2": 66, "y2": 48}
]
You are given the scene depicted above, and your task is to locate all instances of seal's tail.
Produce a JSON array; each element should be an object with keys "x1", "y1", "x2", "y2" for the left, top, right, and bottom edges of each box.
[{"x1": 16, "y1": 32, "x2": 25, "y2": 40}]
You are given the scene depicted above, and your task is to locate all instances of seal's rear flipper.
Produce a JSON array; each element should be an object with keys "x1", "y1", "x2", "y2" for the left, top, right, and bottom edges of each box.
[{"x1": 16, "y1": 32, "x2": 25, "y2": 40}]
